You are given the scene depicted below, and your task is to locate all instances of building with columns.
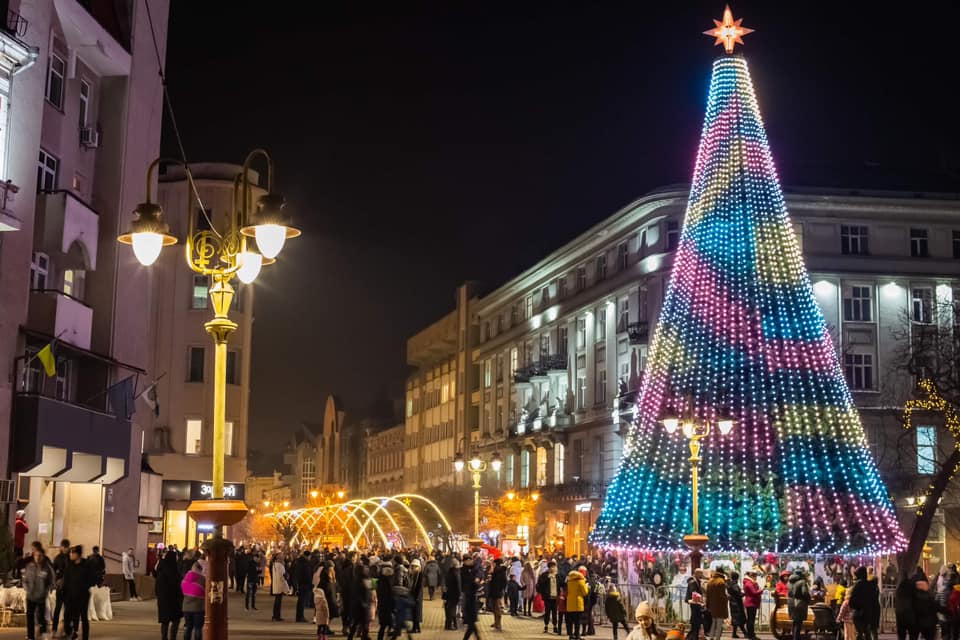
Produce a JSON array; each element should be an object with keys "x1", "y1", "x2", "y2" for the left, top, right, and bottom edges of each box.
[{"x1": 365, "y1": 424, "x2": 405, "y2": 497}]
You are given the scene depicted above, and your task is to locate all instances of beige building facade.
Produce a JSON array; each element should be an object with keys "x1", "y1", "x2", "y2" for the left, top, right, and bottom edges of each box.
[{"x1": 365, "y1": 424, "x2": 404, "y2": 496}]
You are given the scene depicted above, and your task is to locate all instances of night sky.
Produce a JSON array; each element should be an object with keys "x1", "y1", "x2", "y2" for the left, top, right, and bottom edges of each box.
[{"x1": 161, "y1": 1, "x2": 959, "y2": 454}]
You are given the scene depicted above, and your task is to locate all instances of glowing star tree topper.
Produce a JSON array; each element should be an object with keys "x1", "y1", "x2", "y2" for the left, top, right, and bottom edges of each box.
[{"x1": 704, "y1": 5, "x2": 753, "y2": 54}]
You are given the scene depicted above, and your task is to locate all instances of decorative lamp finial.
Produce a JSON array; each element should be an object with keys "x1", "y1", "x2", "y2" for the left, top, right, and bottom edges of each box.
[{"x1": 704, "y1": 4, "x2": 753, "y2": 54}]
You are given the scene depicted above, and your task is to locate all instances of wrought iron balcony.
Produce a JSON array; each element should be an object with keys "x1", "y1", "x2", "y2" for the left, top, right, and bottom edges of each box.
[
  {"x1": 513, "y1": 354, "x2": 568, "y2": 383},
  {"x1": 627, "y1": 321, "x2": 650, "y2": 344},
  {"x1": 4, "y1": 8, "x2": 28, "y2": 38}
]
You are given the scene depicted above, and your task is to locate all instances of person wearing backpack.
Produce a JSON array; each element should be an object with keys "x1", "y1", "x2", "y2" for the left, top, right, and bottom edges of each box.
[{"x1": 787, "y1": 568, "x2": 811, "y2": 640}]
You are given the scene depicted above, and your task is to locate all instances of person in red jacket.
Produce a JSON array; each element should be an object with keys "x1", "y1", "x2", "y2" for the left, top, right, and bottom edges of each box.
[
  {"x1": 14, "y1": 510, "x2": 28, "y2": 558},
  {"x1": 743, "y1": 570, "x2": 763, "y2": 640},
  {"x1": 776, "y1": 571, "x2": 790, "y2": 598}
]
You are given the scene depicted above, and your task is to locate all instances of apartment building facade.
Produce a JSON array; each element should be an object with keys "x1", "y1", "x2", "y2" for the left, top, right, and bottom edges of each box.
[
  {"x1": 463, "y1": 186, "x2": 960, "y2": 556},
  {"x1": 0, "y1": 0, "x2": 169, "y2": 567},
  {"x1": 365, "y1": 423, "x2": 404, "y2": 497}
]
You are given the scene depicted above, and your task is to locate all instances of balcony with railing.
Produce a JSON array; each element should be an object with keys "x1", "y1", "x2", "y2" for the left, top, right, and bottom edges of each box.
[
  {"x1": 513, "y1": 353, "x2": 568, "y2": 383},
  {"x1": 3, "y1": 6, "x2": 28, "y2": 38},
  {"x1": 36, "y1": 190, "x2": 100, "y2": 270},
  {"x1": 540, "y1": 480, "x2": 607, "y2": 502},
  {"x1": 27, "y1": 290, "x2": 94, "y2": 350},
  {"x1": 627, "y1": 321, "x2": 650, "y2": 344}
]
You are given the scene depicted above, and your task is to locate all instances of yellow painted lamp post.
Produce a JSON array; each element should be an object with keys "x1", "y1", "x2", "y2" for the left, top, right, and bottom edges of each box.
[
  {"x1": 504, "y1": 490, "x2": 539, "y2": 549},
  {"x1": 454, "y1": 451, "x2": 502, "y2": 543},
  {"x1": 661, "y1": 400, "x2": 735, "y2": 570},
  {"x1": 118, "y1": 150, "x2": 299, "y2": 640}
]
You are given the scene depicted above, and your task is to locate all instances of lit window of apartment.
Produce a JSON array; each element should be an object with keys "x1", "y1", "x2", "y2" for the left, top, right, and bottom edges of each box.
[
  {"x1": 843, "y1": 351, "x2": 874, "y2": 390},
  {"x1": 484, "y1": 360, "x2": 492, "y2": 388},
  {"x1": 506, "y1": 454, "x2": 515, "y2": 487},
  {"x1": 617, "y1": 242, "x2": 628, "y2": 271},
  {"x1": 536, "y1": 447, "x2": 547, "y2": 487},
  {"x1": 192, "y1": 275, "x2": 209, "y2": 309},
  {"x1": 30, "y1": 252, "x2": 49, "y2": 289},
  {"x1": 558, "y1": 277, "x2": 568, "y2": 299},
  {"x1": 554, "y1": 443, "x2": 565, "y2": 485},
  {"x1": 577, "y1": 317, "x2": 586, "y2": 350},
  {"x1": 520, "y1": 450, "x2": 530, "y2": 488},
  {"x1": 62, "y1": 269, "x2": 85, "y2": 299},
  {"x1": 187, "y1": 347, "x2": 205, "y2": 382},
  {"x1": 45, "y1": 53, "x2": 65, "y2": 109},
  {"x1": 225, "y1": 421, "x2": 234, "y2": 456},
  {"x1": 576, "y1": 266, "x2": 587, "y2": 292},
  {"x1": 917, "y1": 425, "x2": 936, "y2": 475},
  {"x1": 37, "y1": 149, "x2": 58, "y2": 191},
  {"x1": 842, "y1": 285, "x2": 873, "y2": 322},
  {"x1": 666, "y1": 220, "x2": 680, "y2": 250},
  {"x1": 406, "y1": 398, "x2": 413, "y2": 417},
  {"x1": 577, "y1": 354, "x2": 587, "y2": 409},
  {"x1": 441, "y1": 380, "x2": 450, "y2": 403},
  {"x1": 840, "y1": 225, "x2": 869, "y2": 255},
  {"x1": 911, "y1": 228, "x2": 929, "y2": 258},
  {"x1": 595, "y1": 254, "x2": 607, "y2": 281},
  {"x1": 596, "y1": 346, "x2": 607, "y2": 405},
  {"x1": 185, "y1": 419, "x2": 202, "y2": 454},
  {"x1": 226, "y1": 350, "x2": 239, "y2": 385},
  {"x1": 510, "y1": 347, "x2": 518, "y2": 376},
  {"x1": 596, "y1": 307, "x2": 606, "y2": 341},
  {"x1": 301, "y1": 457, "x2": 316, "y2": 496},
  {"x1": 912, "y1": 287, "x2": 933, "y2": 324}
]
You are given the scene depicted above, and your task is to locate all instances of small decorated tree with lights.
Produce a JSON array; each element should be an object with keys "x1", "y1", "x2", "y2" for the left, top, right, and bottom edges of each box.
[{"x1": 590, "y1": 7, "x2": 905, "y2": 556}]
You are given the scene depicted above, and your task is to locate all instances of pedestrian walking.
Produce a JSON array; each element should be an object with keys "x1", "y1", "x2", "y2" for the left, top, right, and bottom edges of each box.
[
  {"x1": 727, "y1": 571, "x2": 747, "y2": 638},
  {"x1": 88, "y1": 546, "x2": 106, "y2": 588},
  {"x1": 51, "y1": 539, "x2": 70, "y2": 637},
  {"x1": 315, "y1": 582, "x2": 331, "y2": 640},
  {"x1": 849, "y1": 566, "x2": 881, "y2": 640},
  {"x1": 347, "y1": 564, "x2": 373, "y2": 640},
  {"x1": 424, "y1": 558, "x2": 440, "y2": 600},
  {"x1": 22, "y1": 541, "x2": 54, "y2": 640},
  {"x1": 788, "y1": 568, "x2": 811, "y2": 640},
  {"x1": 461, "y1": 564, "x2": 481, "y2": 640},
  {"x1": 743, "y1": 570, "x2": 762, "y2": 640},
  {"x1": 122, "y1": 547, "x2": 140, "y2": 601},
  {"x1": 156, "y1": 550, "x2": 183, "y2": 640},
  {"x1": 913, "y1": 571, "x2": 944, "y2": 640},
  {"x1": 707, "y1": 568, "x2": 729, "y2": 640},
  {"x1": 604, "y1": 585, "x2": 630, "y2": 640},
  {"x1": 565, "y1": 567, "x2": 589, "y2": 640},
  {"x1": 442, "y1": 558, "x2": 461, "y2": 630},
  {"x1": 409, "y1": 558, "x2": 424, "y2": 633},
  {"x1": 376, "y1": 562, "x2": 396, "y2": 640},
  {"x1": 538, "y1": 561, "x2": 563, "y2": 634},
  {"x1": 488, "y1": 558, "x2": 507, "y2": 631},
  {"x1": 271, "y1": 553, "x2": 291, "y2": 622},
  {"x1": 894, "y1": 574, "x2": 918, "y2": 640},
  {"x1": 686, "y1": 569, "x2": 706, "y2": 640},
  {"x1": 507, "y1": 574, "x2": 521, "y2": 616},
  {"x1": 181, "y1": 560, "x2": 206, "y2": 640},
  {"x1": 838, "y1": 587, "x2": 857, "y2": 640},
  {"x1": 521, "y1": 561, "x2": 537, "y2": 616},
  {"x1": 245, "y1": 550, "x2": 259, "y2": 610},
  {"x1": 296, "y1": 549, "x2": 314, "y2": 623},
  {"x1": 63, "y1": 545, "x2": 93, "y2": 640},
  {"x1": 236, "y1": 547, "x2": 248, "y2": 594}
]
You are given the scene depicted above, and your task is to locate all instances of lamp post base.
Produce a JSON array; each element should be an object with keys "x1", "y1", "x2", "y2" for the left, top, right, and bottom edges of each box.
[{"x1": 683, "y1": 533, "x2": 709, "y2": 571}]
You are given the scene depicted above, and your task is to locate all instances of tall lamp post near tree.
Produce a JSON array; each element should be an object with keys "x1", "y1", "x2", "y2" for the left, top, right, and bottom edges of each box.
[
  {"x1": 118, "y1": 150, "x2": 299, "y2": 640},
  {"x1": 453, "y1": 451, "x2": 502, "y2": 544}
]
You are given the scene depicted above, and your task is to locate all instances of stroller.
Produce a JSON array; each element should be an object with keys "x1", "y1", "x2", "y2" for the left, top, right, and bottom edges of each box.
[{"x1": 811, "y1": 603, "x2": 838, "y2": 640}]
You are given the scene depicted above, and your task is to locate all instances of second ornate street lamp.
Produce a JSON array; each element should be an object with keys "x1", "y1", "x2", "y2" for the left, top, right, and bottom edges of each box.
[
  {"x1": 453, "y1": 450, "x2": 502, "y2": 542},
  {"x1": 660, "y1": 397, "x2": 735, "y2": 570},
  {"x1": 118, "y1": 150, "x2": 299, "y2": 640}
]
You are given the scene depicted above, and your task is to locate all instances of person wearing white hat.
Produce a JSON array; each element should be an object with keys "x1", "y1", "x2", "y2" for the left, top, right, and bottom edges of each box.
[{"x1": 625, "y1": 601, "x2": 665, "y2": 640}]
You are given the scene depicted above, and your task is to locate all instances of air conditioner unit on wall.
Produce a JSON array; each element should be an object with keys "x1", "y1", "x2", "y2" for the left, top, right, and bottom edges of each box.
[{"x1": 80, "y1": 127, "x2": 100, "y2": 148}]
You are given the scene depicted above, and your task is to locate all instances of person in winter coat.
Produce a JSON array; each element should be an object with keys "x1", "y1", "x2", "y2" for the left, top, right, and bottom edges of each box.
[
  {"x1": 936, "y1": 567, "x2": 958, "y2": 640},
  {"x1": 727, "y1": 571, "x2": 747, "y2": 639},
  {"x1": 409, "y1": 558, "x2": 424, "y2": 633},
  {"x1": 295, "y1": 549, "x2": 314, "y2": 623},
  {"x1": 461, "y1": 563, "x2": 481, "y2": 640},
  {"x1": 442, "y1": 558, "x2": 461, "y2": 630},
  {"x1": 245, "y1": 550, "x2": 260, "y2": 610},
  {"x1": 811, "y1": 576, "x2": 827, "y2": 604},
  {"x1": 63, "y1": 545, "x2": 93, "y2": 640},
  {"x1": 318, "y1": 562, "x2": 341, "y2": 625},
  {"x1": 315, "y1": 584, "x2": 332, "y2": 640},
  {"x1": 488, "y1": 558, "x2": 508, "y2": 630},
  {"x1": 837, "y1": 589, "x2": 856, "y2": 640},
  {"x1": 788, "y1": 568, "x2": 811, "y2": 640},
  {"x1": 625, "y1": 601, "x2": 666, "y2": 640},
  {"x1": 604, "y1": 585, "x2": 630, "y2": 640},
  {"x1": 686, "y1": 569, "x2": 706, "y2": 640},
  {"x1": 271, "y1": 554, "x2": 291, "y2": 622},
  {"x1": 849, "y1": 566, "x2": 881, "y2": 640},
  {"x1": 743, "y1": 570, "x2": 762, "y2": 640},
  {"x1": 914, "y1": 571, "x2": 946, "y2": 640},
  {"x1": 775, "y1": 571, "x2": 790, "y2": 599},
  {"x1": 377, "y1": 563, "x2": 397, "y2": 640},
  {"x1": 895, "y1": 575, "x2": 918, "y2": 640},
  {"x1": 156, "y1": 550, "x2": 183, "y2": 640},
  {"x1": 339, "y1": 554, "x2": 357, "y2": 635},
  {"x1": 181, "y1": 560, "x2": 206, "y2": 640},
  {"x1": 424, "y1": 559, "x2": 441, "y2": 600},
  {"x1": 707, "y1": 569, "x2": 730, "y2": 640},
  {"x1": 122, "y1": 547, "x2": 139, "y2": 600},
  {"x1": 507, "y1": 574, "x2": 521, "y2": 616},
  {"x1": 521, "y1": 561, "x2": 537, "y2": 616},
  {"x1": 22, "y1": 541, "x2": 54, "y2": 640},
  {"x1": 52, "y1": 539, "x2": 70, "y2": 637},
  {"x1": 565, "y1": 568, "x2": 589, "y2": 640},
  {"x1": 346, "y1": 564, "x2": 373, "y2": 640},
  {"x1": 538, "y1": 561, "x2": 564, "y2": 634},
  {"x1": 948, "y1": 584, "x2": 960, "y2": 640}
]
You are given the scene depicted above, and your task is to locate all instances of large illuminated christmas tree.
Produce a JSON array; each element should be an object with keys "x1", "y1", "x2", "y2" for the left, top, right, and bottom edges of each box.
[{"x1": 590, "y1": 8, "x2": 905, "y2": 555}]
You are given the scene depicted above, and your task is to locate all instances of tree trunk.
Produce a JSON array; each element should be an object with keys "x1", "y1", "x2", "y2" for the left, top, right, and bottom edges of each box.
[{"x1": 899, "y1": 447, "x2": 960, "y2": 576}]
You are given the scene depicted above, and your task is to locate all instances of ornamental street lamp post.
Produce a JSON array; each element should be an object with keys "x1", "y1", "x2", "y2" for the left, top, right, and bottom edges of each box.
[
  {"x1": 661, "y1": 399, "x2": 735, "y2": 570},
  {"x1": 454, "y1": 451, "x2": 502, "y2": 542},
  {"x1": 118, "y1": 151, "x2": 299, "y2": 640}
]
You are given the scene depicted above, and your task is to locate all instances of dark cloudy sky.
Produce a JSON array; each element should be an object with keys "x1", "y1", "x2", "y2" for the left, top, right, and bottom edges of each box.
[{"x1": 161, "y1": 1, "x2": 960, "y2": 453}]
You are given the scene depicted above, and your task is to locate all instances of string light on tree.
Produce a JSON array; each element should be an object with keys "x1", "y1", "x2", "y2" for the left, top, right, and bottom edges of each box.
[{"x1": 589, "y1": 7, "x2": 905, "y2": 556}]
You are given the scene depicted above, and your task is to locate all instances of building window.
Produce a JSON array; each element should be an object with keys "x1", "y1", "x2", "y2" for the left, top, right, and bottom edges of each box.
[
  {"x1": 29, "y1": 252, "x2": 49, "y2": 289},
  {"x1": 510, "y1": 348, "x2": 518, "y2": 376},
  {"x1": 188, "y1": 347, "x2": 205, "y2": 382},
  {"x1": 185, "y1": 419, "x2": 202, "y2": 454},
  {"x1": 917, "y1": 425, "x2": 936, "y2": 475},
  {"x1": 441, "y1": 380, "x2": 450, "y2": 403},
  {"x1": 558, "y1": 326, "x2": 568, "y2": 357},
  {"x1": 554, "y1": 443, "x2": 565, "y2": 485},
  {"x1": 617, "y1": 243, "x2": 628, "y2": 271},
  {"x1": 524, "y1": 341, "x2": 533, "y2": 366},
  {"x1": 596, "y1": 346, "x2": 607, "y2": 405},
  {"x1": 62, "y1": 269, "x2": 85, "y2": 299},
  {"x1": 843, "y1": 285, "x2": 872, "y2": 322},
  {"x1": 577, "y1": 354, "x2": 587, "y2": 409},
  {"x1": 484, "y1": 360, "x2": 492, "y2": 388},
  {"x1": 79, "y1": 80, "x2": 91, "y2": 127},
  {"x1": 595, "y1": 255, "x2": 607, "y2": 281},
  {"x1": 912, "y1": 287, "x2": 933, "y2": 324},
  {"x1": 525, "y1": 295, "x2": 533, "y2": 319},
  {"x1": 55, "y1": 360, "x2": 73, "y2": 401},
  {"x1": 576, "y1": 266, "x2": 587, "y2": 292},
  {"x1": 37, "y1": 149, "x2": 58, "y2": 192},
  {"x1": 191, "y1": 275, "x2": 209, "y2": 309},
  {"x1": 225, "y1": 421, "x2": 234, "y2": 456},
  {"x1": 226, "y1": 350, "x2": 239, "y2": 385},
  {"x1": 496, "y1": 355, "x2": 504, "y2": 384},
  {"x1": 844, "y1": 352, "x2": 874, "y2": 390},
  {"x1": 577, "y1": 318, "x2": 586, "y2": 350},
  {"x1": 954, "y1": 231, "x2": 960, "y2": 259},
  {"x1": 911, "y1": 228, "x2": 929, "y2": 258},
  {"x1": 506, "y1": 454, "x2": 515, "y2": 487},
  {"x1": 840, "y1": 225, "x2": 869, "y2": 255},
  {"x1": 302, "y1": 457, "x2": 316, "y2": 497},
  {"x1": 618, "y1": 296, "x2": 630, "y2": 332},
  {"x1": 572, "y1": 439, "x2": 583, "y2": 478},
  {"x1": 666, "y1": 220, "x2": 680, "y2": 250},
  {"x1": 496, "y1": 407, "x2": 503, "y2": 432},
  {"x1": 520, "y1": 450, "x2": 530, "y2": 488},
  {"x1": 596, "y1": 307, "x2": 607, "y2": 341},
  {"x1": 511, "y1": 303, "x2": 519, "y2": 326},
  {"x1": 536, "y1": 447, "x2": 547, "y2": 487},
  {"x1": 558, "y1": 277, "x2": 568, "y2": 299},
  {"x1": 45, "y1": 53, "x2": 65, "y2": 109},
  {"x1": 539, "y1": 334, "x2": 550, "y2": 358},
  {"x1": 540, "y1": 286, "x2": 550, "y2": 308}
]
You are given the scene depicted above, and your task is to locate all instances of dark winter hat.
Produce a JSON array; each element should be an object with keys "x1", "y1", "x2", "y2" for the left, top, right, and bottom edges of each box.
[{"x1": 854, "y1": 566, "x2": 868, "y2": 581}]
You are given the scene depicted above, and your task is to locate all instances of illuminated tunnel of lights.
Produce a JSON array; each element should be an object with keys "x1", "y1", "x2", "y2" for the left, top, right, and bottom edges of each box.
[{"x1": 267, "y1": 494, "x2": 454, "y2": 551}]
